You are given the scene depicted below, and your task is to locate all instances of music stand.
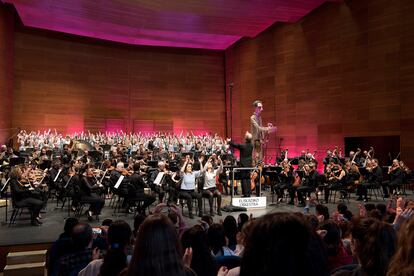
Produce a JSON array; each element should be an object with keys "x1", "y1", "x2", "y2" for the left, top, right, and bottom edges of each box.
[
  {"x1": 147, "y1": 160, "x2": 158, "y2": 168},
  {"x1": 39, "y1": 160, "x2": 52, "y2": 170},
  {"x1": 89, "y1": 151, "x2": 103, "y2": 162},
  {"x1": 290, "y1": 158, "x2": 299, "y2": 165},
  {"x1": 9, "y1": 157, "x2": 25, "y2": 167},
  {"x1": 296, "y1": 170, "x2": 305, "y2": 179},
  {"x1": 101, "y1": 144, "x2": 111, "y2": 152}
]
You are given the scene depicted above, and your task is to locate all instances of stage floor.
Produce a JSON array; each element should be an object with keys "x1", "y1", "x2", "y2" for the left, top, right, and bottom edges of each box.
[{"x1": 0, "y1": 191, "x2": 412, "y2": 246}]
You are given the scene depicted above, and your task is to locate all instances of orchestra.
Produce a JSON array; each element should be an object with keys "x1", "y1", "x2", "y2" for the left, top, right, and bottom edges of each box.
[{"x1": 0, "y1": 129, "x2": 412, "y2": 226}]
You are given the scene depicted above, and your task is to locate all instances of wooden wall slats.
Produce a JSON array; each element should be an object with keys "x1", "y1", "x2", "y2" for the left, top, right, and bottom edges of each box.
[{"x1": 226, "y1": 0, "x2": 414, "y2": 167}]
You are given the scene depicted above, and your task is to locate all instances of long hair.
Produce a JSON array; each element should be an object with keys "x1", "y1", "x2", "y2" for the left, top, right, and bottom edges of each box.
[
  {"x1": 223, "y1": 216, "x2": 238, "y2": 250},
  {"x1": 126, "y1": 214, "x2": 187, "y2": 276},
  {"x1": 99, "y1": 220, "x2": 132, "y2": 276},
  {"x1": 240, "y1": 212, "x2": 328, "y2": 276},
  {"x1": 181, "y1": 225, "x2": 216, "y2": 276},
  {"x1": 207, "y1": 223, "x2": 227, "y2": 256},
  {"x1": 351, "y1": 218, "x2": 397, "y2": 276},
  {"x1": 319, "y1": 220, "x2": 342, "y2": 257},
  {"x1": 387, "y1": 216, "x2": 414, "y2": 276}
]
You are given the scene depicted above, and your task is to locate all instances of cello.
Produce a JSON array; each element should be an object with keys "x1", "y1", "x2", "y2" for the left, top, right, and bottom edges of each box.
[{"x1": 250, "y1": 162, "x2": 265, "y2": 191}]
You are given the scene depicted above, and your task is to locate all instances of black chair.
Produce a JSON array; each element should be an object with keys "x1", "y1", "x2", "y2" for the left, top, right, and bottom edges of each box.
[{"x1": 8, "y1": 195, "x2": 26, "y2": 227}]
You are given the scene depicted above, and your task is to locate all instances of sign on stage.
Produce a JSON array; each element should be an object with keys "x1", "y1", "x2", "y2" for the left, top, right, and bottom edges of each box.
[{"x1": 232, "y1": 197, "x2": 266, "y2": 209}]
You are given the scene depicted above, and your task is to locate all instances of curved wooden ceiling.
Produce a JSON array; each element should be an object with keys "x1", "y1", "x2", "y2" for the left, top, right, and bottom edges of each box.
[{"x1": 3, "y1": 0, "x2": 337, "y2": 49}]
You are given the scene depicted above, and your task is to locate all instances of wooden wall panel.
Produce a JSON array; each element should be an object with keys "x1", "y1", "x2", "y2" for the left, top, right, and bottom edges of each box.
[
  {"x1": 12, "y1": 28, "x2": 226, "y2": 137},
  {"x1": 0, "y1": 3, "x2": 14, "y2": 144},
  {"x1": 226, "y1": 0, "x2": 414, "y2": 167}
]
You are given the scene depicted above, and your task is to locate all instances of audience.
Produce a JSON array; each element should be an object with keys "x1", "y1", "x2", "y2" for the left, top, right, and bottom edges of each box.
[
  {"x1": 46, "y1": 195, "x2": 414, "y2": 276},
  {"x1": 332, "y1": 218, "x2": 397, "y2": 276},
  {"x1": 387, "y1": 215, "x2": 414, "y2": 276}
]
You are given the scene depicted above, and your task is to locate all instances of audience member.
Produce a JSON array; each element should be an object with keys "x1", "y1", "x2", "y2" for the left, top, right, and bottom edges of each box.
[
  {"x1": 123, "y1": 214, "x2": 195, "y2": 276},
  {"x1": 79, "y1": 220, "x2": 132, "y2": 276},
  {"x1": 57, "y1": 223, "x2": 94, "y2": 276}
]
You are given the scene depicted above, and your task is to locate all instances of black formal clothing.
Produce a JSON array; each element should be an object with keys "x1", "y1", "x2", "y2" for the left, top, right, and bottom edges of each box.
[
  {"x1": 80, "y1": 176, "x2": 104, "y2": 215},
  {"x1": 387, "y1": 167, "x2": 404, "y2": 194},
  {"x1": 49, "y1": 167, "x2": 65, "y2": 198},
  {"x1": 148, "y1": 169, "x2": 166, "y2": 202},
  {"x1": 10, "y1": 178, "x2": 43, "y2": 223},
  {"x1": 229, "y1": 141, "x2": 253, "y2": 197},
  {"x1": 274, "y1": 170, "x2": 293, "y2": 199},
  {"x1": 357, "y1": 166, "x2": 383, "y2": 199},
  {"x1": 129, "y1": 172, "x2": 155, "y2": 213}
]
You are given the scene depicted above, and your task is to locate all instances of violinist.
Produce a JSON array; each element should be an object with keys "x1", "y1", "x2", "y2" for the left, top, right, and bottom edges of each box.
[
  {"x1": 344, "y1": 161, "x2": 361, "y2": 189},
  {"x1": 148, "y1": 161, "x2": 169, "y2": 203},
  {"x1": 298, "y1": 163, "x2": 318, "y2": 198},
  {"x1": 399, "y1": 161, "x2": 411, "y2": 177},
  {"x1": 386, "y1": 159, "x2": 404, "y2": 195},
  {"x1": 357, "y1": 159, "x2": 383, "y2": 201},
  {"x1": 274, "y1": 165, "x2": 293, "y2": 203},
  {"x1": 23, "y1": 165, "x2": 48, "y2": 210},
  {"x1": 109, "y1": 162, "x2": 131, "y2": 201},
  {"x1": 9, "y1": 167, "x2": 44, "y2": 226},
  {"x1": 324, "y1": 163, "x2": 347, "y2": 203},
  {"x1": 79, "y1": 167, "x2": 105, "y2": 220},
  {"x1": 128, "y1": 163, "x2": 156, "y2": 215},
  {"x1": 49, "y1": 161, "x2": 65, "y2": 199}
]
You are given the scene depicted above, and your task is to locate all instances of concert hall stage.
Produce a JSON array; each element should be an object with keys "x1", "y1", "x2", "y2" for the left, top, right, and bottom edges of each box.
[{"x1": 0, "y1": 192, "x2": 404, "y2": 246}]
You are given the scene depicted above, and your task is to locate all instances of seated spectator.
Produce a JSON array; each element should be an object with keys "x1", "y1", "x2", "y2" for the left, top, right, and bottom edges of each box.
[
  {"x1": 122, "y1": 214, "x2": 195, "y2": 276},
  {"x1": 237, "y1": 213, "x2": 249, "y2": 232},
  {"x1": 208, "y1": 223, "x2": 236, "y2": 257},
  {"x1": 239, "y1": 212, "x2": 328, "y2": 276},
  {"x1": 223, "y1": 216, "x2": 238, "y2": 251},
  {"x1": 48, "y1": 217, "x2": 79, "y2": 276},
  {"x1": 332, "y1": 218, "x2": 397, "y2": 276},
  {"x1": 316, "y1": 204, "x2": 330, "y2": 222},
  {"x1": 57, "y1": 223, "x2": 94, "y2": 276},
  {"x1": 319, "y1": 220, "x2": 353, "y2": 272},
  {"x1": 181, "y1": 225, "x2": 217, "y2": 276},
  {"x1": 234, "y1": 221, "x2": 253, "y2": 257},
  {"x1": 79, "y1": 220, "x2": 132, "y2": 276}
]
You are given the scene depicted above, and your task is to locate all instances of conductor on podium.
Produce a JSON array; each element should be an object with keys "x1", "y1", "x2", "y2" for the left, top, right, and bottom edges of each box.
[{"x1": 227, "y1": 132, "x2": 254, "y2": 197}]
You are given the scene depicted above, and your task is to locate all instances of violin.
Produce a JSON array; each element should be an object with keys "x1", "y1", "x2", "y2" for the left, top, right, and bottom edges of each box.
[{"x1": 121, "y1": 168, "x2": 132, "y2": 176}]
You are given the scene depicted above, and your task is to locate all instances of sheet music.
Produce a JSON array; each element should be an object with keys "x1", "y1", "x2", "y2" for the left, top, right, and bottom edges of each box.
[
  {"x1": 114, "y1": 175, "x2": 124, "y2": 189},
  {"x1": 53, "y1": 169, "x2": 62, "y2": 182},
  {"x1": 154, "y1": 172, "x2": 165, "y2": 186}
]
